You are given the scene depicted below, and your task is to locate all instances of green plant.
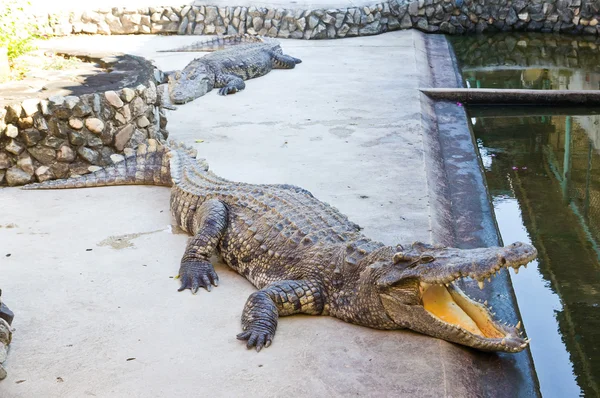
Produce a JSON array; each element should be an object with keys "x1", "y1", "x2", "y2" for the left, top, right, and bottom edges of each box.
[{"x1": 0, "y1": 0, "x2": 36, "y2": 61}]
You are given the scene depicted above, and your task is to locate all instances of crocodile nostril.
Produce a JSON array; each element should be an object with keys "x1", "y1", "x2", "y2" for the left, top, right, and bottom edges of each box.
[{"x1": 500, "y1": 257, "x2": 507, "y2": 265}]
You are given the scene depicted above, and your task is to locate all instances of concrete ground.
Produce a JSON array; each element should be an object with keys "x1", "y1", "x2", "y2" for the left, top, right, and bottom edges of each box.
[{"x1": 1, "y1": 31, "x2": 451, "y2": 397}]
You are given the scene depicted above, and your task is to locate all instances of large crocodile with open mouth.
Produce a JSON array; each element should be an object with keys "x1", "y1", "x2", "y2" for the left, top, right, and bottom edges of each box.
[
  {"x1": 23, "y1": 141, "x2": 537, "y2": 352},
  {"x1": 160, "y1": 34, "x2": 301, "y2": 104}
]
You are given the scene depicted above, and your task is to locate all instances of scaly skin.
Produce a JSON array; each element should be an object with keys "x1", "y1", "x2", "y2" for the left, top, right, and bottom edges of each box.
[
  {"x1": 161, "y1": 35, "x2": 301, "y2": 103},
  {"x1": 23, "y1": 141, "x2": 538, "y2": 353}
]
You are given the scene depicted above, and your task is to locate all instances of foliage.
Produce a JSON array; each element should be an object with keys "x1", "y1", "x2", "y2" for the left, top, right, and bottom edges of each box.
[{"x1": 0, "y1": 0, "x2": 37, "y2": 61}]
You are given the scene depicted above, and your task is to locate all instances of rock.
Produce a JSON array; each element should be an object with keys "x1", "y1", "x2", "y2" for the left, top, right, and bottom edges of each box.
[
  {"x1": 137, "y1": 116, "x2": 150, "y2": 128},
  {"x1": 73, "y1": 101, "x2": 92, "y2": 117},
  {"x1": 5, "y1": 104, "x2": 22, "y2": 122},
  {"x1": 105, "y1": 91, "x2": 124, "y2": 108},
  {"x1": 88, "y1": 166, "x2": 103, "y2": 172},
  {"x1": 42, "y1": 136, "x2": 65, "y2": 149},
  {"x1": 64, "y1": 96, "x2": 79, "y2": 110},
  {"x1": 115, "y1": 124, "x2": 135, "y2": 151},
  {"x1": 5, "y1": 124, "x2": 18, "y2": 138},
  {"x1": 17, "y1": 154, "x2": 34, "y2": 175},
  {"x1": 21, "y1": 129, "x2": 42, "y2": 146},
  {"x1": 121, "y1": 88, "x2": 136, "y2": 102},
  {"x1": 77, "y1": 147, "x2": 99, "y2": 164},
  {"x1": 506, "y1": 8, "x2": 518, "y2": 25},
  {"x1": 408, "y1": 1, "x2": 419, "y2": 16},
  {"x1": 400, "y1": 13, "x2": 412, "y2": 28},
  {"x1": 6, "y1": 166, "x2": 32, "y2": 185},
  {"x1": 35, "y1": 166, "x2": 54, "y2": 182},
  {"x1": 33, "y1": 115, "x2": 49, "y2": 132},
  {"x1": 21, "y1": 99, "x2": 40, "y2": 116},
  {"x1": 5, "y1": 140, "x2": 24, "y2": 155},
  {"x1": 28, "y1": 146, "x2": 56, "y2": 164},
  {"x1": 0, "y1": 364, "x2": 6, "y2": 380},
  {"x1": 0, "y1": 170, "x2": 4, "y2": 184},
  {"x1": 85, "y1": 118, "x2": 105, "y2": 134},
  {"x1": 17, "y1": 116, "x2": 33, "y2": 129},
  {"x1": 127, "y1": 129, "x2": 147, "y2": 149},
  {"x1": 144, "y1": 82, "x2": 158, "y2": 104},
  {"x1": 0, "y1": 152, "x2": 11, "y2": 169},
  {"x1": 68, "y1": 130, "x2": 86, "y2": 146},
  {"x1": 57, "y1": 145, "x2": 76, "y2": 162},
  {"x1": 110, "y1": 154, "x2": 125, "y2": 163},
  {"x1": 131, "y1": 97, "x2": 148, "y2": 117},
  {"x1": 50, "y1": 162, "x2": 69, "y2": 178},
  {"x1": 69, "y1": 118, "x2": 84, "y2": 130},
  {"x1": 308, "y1": 15, "x2": 319, "y2": 29}
]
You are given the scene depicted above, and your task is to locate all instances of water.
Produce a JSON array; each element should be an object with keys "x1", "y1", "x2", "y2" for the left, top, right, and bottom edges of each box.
[
  {"x1": 469, "y1": 109, "x2": 600, "y2": 397},
  {"x1": 449, "y1": 33, "x2": 600, "y2": 90}
]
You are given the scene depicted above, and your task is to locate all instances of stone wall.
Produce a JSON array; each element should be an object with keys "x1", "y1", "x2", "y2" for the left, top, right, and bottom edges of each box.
[
  {"x1": 0, "y1": 77, "x2": 168, "y2": 187},
  {"x1": 30, "y1": 0, "x2": 600, "y2": 38}
]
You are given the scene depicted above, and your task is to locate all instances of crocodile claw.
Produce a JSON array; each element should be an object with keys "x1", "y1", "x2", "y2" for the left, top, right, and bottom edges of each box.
[
  {"x1": 177, "y1": 260, "x2": 219, "y2": 294},
  {"x1": 236, "y1": 330, "x2": 273, "y2": 352}
]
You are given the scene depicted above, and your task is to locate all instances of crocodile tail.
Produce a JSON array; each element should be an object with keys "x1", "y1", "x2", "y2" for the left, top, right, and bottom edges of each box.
[
  {"x1": 158, "y1": 34, "x2": 265, "y2": 52},
  {"x1": 22, "y1": 139, "x2": 174, "y2": 190}
]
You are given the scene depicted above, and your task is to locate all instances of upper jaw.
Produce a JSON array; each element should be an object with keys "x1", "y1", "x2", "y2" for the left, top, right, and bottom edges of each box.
[{"x1": 398, "y1": 242, "x2": 538, "y2": 288}]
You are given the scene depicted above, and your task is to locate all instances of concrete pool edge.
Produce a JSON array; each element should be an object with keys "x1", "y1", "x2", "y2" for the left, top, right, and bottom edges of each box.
[{"x1": 418, "y1": 32, "x2": 542, "y2": 397}]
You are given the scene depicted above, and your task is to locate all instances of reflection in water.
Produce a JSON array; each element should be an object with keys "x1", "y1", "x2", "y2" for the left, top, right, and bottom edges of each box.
[
  {"x1": 450, "y1": 33, "x2": 600, "y2": 90},
  {"x1": 471, "y1": 110, "x2": 600, "y2": 397}
]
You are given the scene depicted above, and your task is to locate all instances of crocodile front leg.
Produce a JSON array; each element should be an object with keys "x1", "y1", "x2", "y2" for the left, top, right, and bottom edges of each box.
[
  {"x1": 237, "y1": 280, "x2": 325, "y2": 351},
  {"x1": 216, "y1": 73, "x2": 245, "y2": 95},
  {"x1": 178, "y1": 199, "x2": 228, "y2": 293}
]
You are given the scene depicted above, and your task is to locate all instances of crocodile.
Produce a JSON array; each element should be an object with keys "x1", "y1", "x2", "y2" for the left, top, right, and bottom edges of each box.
[
  {"x1": 160, "y1": 35, "x2": 302, "y2": 104},
  {"x1": 23, "y1": 140, "x2": 537, "y2": 353}
]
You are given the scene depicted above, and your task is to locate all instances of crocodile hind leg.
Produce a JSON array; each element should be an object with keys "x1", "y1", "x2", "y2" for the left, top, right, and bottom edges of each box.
[
  {"x1": 237, "y1": 280, "x2": 325, "y2": 351},
  {"x1": 272, "y1": 53, "x2": 302, "y2": 69},
  {"x1": 178, "y1": 199, "x2": 228, "y2": 293},
  {"x1": 216, "y1": 73, "x2": 246, "y2": 95}
]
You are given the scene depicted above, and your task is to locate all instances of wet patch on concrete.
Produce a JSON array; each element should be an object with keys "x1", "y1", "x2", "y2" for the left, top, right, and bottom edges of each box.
[
  {"x1": 98, "y1": 229, "x2": 165, "y2": 250},
  {"x1": 329, "y1": 126, "x2": 355, "y2": 138}
]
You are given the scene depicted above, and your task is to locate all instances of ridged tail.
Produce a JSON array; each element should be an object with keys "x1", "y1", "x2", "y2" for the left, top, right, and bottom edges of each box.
[
  {"x1": 158, "y1": 34, "x2": 266, "y2": 52},
  {"x1": 22, "y1": 139, "x2": 179, "y2": 190}
]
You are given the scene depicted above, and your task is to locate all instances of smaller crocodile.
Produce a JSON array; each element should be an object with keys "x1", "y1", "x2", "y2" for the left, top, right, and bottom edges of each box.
[{"x1": 161, "y1": 35, "x2": 301, "y2": 104}]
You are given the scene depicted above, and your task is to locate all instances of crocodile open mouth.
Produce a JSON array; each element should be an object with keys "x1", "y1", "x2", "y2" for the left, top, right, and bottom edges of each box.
[
  {"x1": 419, "y1": 281, "x2": 528, "y2": 351},
  {"x1": 422, "y1": 282, "x2": 508, "y2": 338}
]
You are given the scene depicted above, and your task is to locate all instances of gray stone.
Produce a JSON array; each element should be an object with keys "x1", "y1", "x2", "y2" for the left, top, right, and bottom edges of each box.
[
  {"x1": 85, "y1": 118, "x2": 105, "y2": 134},
  {"x1": 5, "y1": 124, "x2": 18, "y2": 138},
  {"x1": 338, "y1": 23, "x2": 351, "y2": 37},
  {"x1": 28, "y1": 146, "x2": 56, "y2": 164},
  {"x1": 22, "y1": 129, "x2": 42, "y2": 146},
  {"x1": 57, "y1": 145, "x2": 76, "y2": 162},
  {"x1": 0, "y1": 170, "x2": 4, "y2": 184},
  {"x1": 296, "y1": 17, "x2": 306, "y2": 31},
  {"x1": 69, "y1": 118, "x2": 84, "y2": 130},
  {"x1": 77, "y1": 147, "x2": 99, "y2": 164},
  {"x1": 105, "y1": 91, "x2": 124, "y2": 108},
  {"x1": 50, "y1": 162, "x2": 69, "y2": 178},
  {"x1": 115, "y1": 124, "x2": 135, "y2": 151},
  {"x1": 64, "y1": 96, "x2": 79, "y2": 110},
  {"x1": 0, "y1": 364, "x2": 6, "y2": 380},
  {"x1": 35, "y1": 166, "x2": 55, "y2": 182},
  {"x1": 408, "y1": 1, "x2": 419, "y2": 17},
  {"x1": 17, "y1": 155, "x2": 34, "y2": 175},
  {"x1": 42, "y1": 136, "x2": 65, "y2": 149},
  {"x1": 17, "y1": 116, "x2": 33, "y2": 130},
  {"x1": 127, "y1": 129, "x2": 147, "y2": 149},
  {"x1": 359, "y1": 20, "x2": 381, "y2": 34},
  {"x1": 400, "y1": 13, "x2": 412, "y2": 28},
  {"x1": 308, "y1": 15, "x2": 319, "y2": 29},
  {"x1": 6, "y1": 166, "x2": 32, "y2": 185},
  {"x1": 69, "y1": 130, "x2": 86, "y2": 146},
  {"x1": 5, "y1": 103, "x2": 22, "y2": 122},
  {"x1": 506, "y1": 8, "x2": 518, "y2": 25},
  {"x1": 178, "y1": 17, "x2": 189, "y2": 34},
  {"x1": 82, "y1": 131, "x2": 103, "y2": 148},
  {"x1": 73, "y1": 101, "x2": 92, "y2": 117},
  {"x1": 131, "y1": 97, "x2": 149, "y2": 117},
  {"x1": 0, "y1": 152, "x2": 11, "y2": 169},
  {"x1": 5, "y1": 140, "x2": 24, "y2": 155},
  {"x1": 144, "y1": 82, "x2": 158, "y2": 104}
]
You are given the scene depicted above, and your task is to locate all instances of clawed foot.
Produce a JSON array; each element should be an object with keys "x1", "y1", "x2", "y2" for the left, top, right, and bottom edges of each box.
[
  {"x1": 218, "y1": 86, "x2": 238, "y2": 96},
  {"x1": 177, "y1": 260, "x2": 219, "y2": 294},
  {"x1": 237, "y1": 329, "x2": 274, "y2": 352}
]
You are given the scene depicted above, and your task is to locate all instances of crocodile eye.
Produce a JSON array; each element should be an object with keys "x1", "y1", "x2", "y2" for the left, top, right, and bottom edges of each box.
[{"x1": 420, "y1": 255, "x2": 435, "y2": 263}]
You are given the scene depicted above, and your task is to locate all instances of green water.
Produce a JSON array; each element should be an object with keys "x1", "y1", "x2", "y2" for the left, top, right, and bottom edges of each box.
[
  {"x1": 450, "y1": 33, "x2": 600, "y2": 90},
  {"x1": 469, "y1": 109, "x2": 600, "y2": 397}
]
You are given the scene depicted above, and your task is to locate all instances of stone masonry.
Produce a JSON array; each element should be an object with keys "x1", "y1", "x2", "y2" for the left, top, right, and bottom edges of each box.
[
  {"x1": 0, "y1": 82, "x2": 168, "y2": 187},
  {"x1": 30, "y1": 0, "x2": 600, "y2": 38}
]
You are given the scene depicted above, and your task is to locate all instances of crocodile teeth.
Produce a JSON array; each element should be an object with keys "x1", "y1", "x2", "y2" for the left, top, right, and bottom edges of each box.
[
  {"x1": 501, "y1": 338, "x2": 506, "y2": 345},
  {"x1": 484, "y1": 300, "x2": 488, "y2": 306},
  {"x1": 516, "y1": 321, "x2": 521, "y2": 329},
  {"x1": 514, "y1": 267, "x2": 519, "y2": 274},
  {"x1": 478, "y1": 280, "x2": 485, "y2": 290}
]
